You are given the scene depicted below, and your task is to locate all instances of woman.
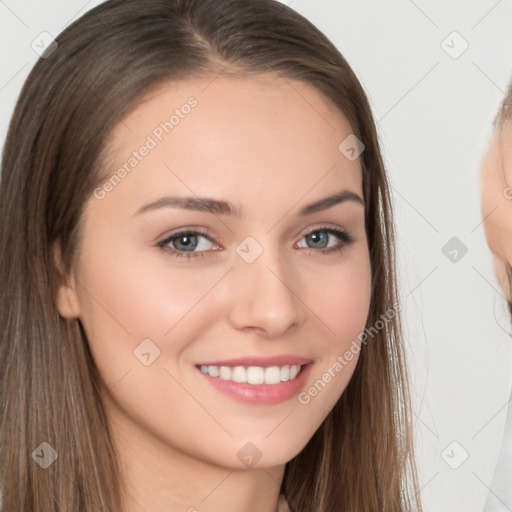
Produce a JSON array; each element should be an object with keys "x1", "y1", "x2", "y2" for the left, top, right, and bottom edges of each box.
[
  {"x1": 480, "y1": 80, "x2": 512, "y2": 511},
  {"x1": 0, "y1": 0, "x2": 422, "y2": 510}
]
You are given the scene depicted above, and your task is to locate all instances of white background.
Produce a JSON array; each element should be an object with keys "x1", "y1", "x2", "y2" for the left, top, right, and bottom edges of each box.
[{"x1": 1, "y1": 1, "x2": 512, "y2": 510}]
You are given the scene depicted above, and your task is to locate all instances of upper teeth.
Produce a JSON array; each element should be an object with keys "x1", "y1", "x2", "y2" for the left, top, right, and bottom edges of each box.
[{"x1": 199, "y1": 364, "x2": 302, "y2": 385}]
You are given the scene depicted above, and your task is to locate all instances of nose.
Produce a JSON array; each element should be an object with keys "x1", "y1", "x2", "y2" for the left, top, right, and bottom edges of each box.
[{"x1": 226, "y1": 246, "x2": 305, "y2": 338}]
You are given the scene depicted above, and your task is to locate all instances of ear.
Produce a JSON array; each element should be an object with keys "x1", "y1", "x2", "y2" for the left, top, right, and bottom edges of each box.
[{"x1": 53, "y1": 241, "x2": 81, "y2": 319}]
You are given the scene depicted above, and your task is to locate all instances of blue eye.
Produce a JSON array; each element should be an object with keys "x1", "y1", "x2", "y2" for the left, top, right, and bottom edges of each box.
[
  {"x1": 157, "y1": 230, "x2": 215, "y2": 259},
  {"x1": 298, "y1": 227, "x2": 354, "y2": 255},
  {"x1": 157, "y1": 226, "x2": 354, "y2": 260},
  {"x1": 303, "y1": 227, "x2": 354, "y2": 255}
]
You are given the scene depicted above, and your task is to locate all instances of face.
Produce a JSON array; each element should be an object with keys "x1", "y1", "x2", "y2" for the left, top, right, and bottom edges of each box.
[
  {"x1": 56, "y1": 74, "x2": 371, "y2": 470},
  {"x1": 480, "y1": 123, "x2": 512, "y2": 302}
]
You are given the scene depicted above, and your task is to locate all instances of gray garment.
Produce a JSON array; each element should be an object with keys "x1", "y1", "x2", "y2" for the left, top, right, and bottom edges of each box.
[{"x1": 484, "y1": 389, "x2": 512, "y2": 511}]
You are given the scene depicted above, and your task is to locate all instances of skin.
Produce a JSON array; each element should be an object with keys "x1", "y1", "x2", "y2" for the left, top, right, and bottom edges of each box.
[
  {"x1": 480, "y1": 122, "x2": 512, "y2": 303},
  {"x1": 55, "y1": 74, "x2": 372, "y2": 512}
]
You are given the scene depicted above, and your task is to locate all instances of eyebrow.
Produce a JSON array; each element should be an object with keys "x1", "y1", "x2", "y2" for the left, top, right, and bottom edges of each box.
[{"x1": 133, "y1": 190, "x2": 365, "y2": 218}]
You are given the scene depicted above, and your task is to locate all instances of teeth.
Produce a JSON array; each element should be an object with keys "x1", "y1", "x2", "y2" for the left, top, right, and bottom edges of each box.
[
  {"x1": 199, "y1": 364, "x2": 304, "y2": 385},
  {"x1": 247, "y1": 366, "x2": 264, "y2": 385},
  {"x1": 207, "y1": 365, "x2": 219, "y2": 378},
  {"x1": 219, "y1": 366, "x2": 231, "y2": 380},
  {"x1": 232, "y1": 366, "x2": 246, "y2": 383}
]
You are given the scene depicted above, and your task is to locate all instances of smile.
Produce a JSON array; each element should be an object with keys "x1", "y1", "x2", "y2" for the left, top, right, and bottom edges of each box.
[{"x1": 198, "y1": 364, "x2": 305, "y2": 385}]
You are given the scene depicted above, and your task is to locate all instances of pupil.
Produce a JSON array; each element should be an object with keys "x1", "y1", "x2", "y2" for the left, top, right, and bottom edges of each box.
[
  {"x1": 308, "y1": 231, "x2": 327, "y2": 248},
  {"x1": 176, "y1": 235, "x2": 197, "y2": 251}
]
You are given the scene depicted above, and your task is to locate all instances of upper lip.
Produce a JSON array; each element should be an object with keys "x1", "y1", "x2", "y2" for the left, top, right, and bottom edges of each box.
[{"x1": 195, "y1": 355, "x2": 313, "y2": 368}]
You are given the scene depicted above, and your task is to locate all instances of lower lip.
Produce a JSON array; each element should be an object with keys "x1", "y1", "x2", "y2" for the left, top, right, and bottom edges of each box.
[{"x1": 196, "y1": 363, "x2": 313, "y2": 405}]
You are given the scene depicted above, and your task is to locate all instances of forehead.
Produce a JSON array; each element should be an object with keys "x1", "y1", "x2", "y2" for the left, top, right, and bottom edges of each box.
[
  {"x1": 107, "y1": 73, "x2": 358, "y2": 158},
  {"x1": 120, "y1": 73, "x2": 351, "y2": 133},
  {"x1": 96, "y1": 74, "x2": 363, "y2": 221}
]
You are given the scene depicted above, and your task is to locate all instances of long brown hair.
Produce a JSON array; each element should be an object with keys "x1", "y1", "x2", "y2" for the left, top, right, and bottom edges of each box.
[{"x1": 0, "y1": 0, "x2": 422, "y2": 510}]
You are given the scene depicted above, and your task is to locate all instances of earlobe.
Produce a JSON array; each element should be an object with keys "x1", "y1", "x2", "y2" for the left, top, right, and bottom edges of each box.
[
  {"x1": 56, "y1": 283, "x2": 81, "y2": 319},
  {"x1": 53, "y1": 242, "x2": 81, "y2": 319}
]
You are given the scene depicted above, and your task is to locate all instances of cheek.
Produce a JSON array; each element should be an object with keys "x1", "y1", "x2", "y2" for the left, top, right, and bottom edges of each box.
[
  {"x1": 308, "y1": 248, "x2": 372, "y2": 345},
  {"x1": 75, "y1": 244, "x2": 227, "y2": 387},
  {"x1": 294, "y1": 248, "x2": 372, "y2": 407},
  {"x1": 328, "y1": 264, "x2": 371, "y2": 329},
  {"x1": 74, "y1": 250, "x2": 241, "y2": 462}
]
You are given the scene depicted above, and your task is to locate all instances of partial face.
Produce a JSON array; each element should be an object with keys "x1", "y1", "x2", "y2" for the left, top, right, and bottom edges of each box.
[
  {"x1": 57, "y1": 74, "x2": 371, "y2": 469},
  {"x1": 480, "y1": 124, "x2": 512, "y2": 302}
]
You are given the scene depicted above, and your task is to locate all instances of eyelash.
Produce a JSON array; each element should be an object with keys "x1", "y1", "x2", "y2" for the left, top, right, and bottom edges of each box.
[{"x1": 157, "y1": 226, "x2": 355, "y2": 260}]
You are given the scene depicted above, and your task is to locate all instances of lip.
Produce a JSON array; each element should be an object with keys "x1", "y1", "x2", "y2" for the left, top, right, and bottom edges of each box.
[
  {"x1": 196, "y1": 361, "x2": 314, "y2": 405},
  {"x1": 195, "y1": 354, "x2": 313, "y2": 368}
]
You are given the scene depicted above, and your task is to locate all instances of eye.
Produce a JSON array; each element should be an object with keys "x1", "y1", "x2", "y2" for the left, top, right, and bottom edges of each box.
[
  {"x1": 296, "y1": 226, "x2": 354, "y2": 255},
  {"x1": 157, "y1": 229, "x2": 218, "y2": 260},
  {"x1": 157, "y1": 226, "x2": 355, "y2": 260}
]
